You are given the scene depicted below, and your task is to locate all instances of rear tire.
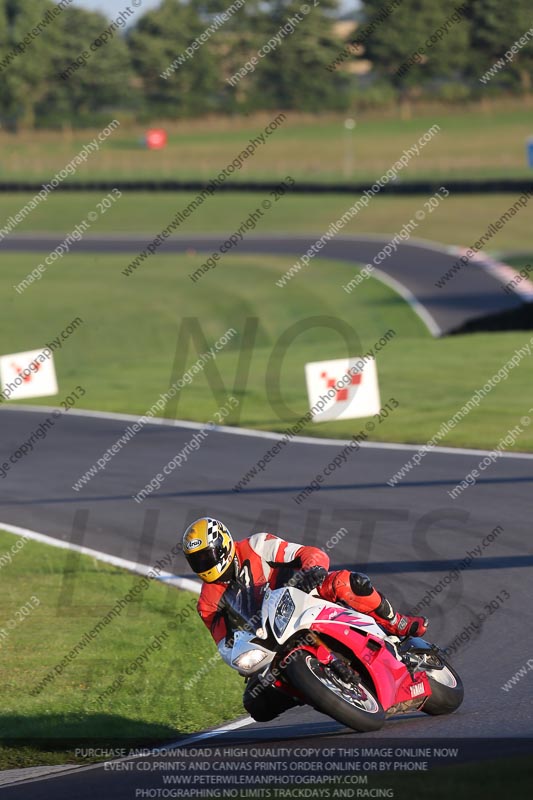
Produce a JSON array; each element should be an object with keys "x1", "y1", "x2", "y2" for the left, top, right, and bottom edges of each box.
[
  {"x1": 422, "y1": 660, "x2": 464, "y2": 716},
  {"x1": 285, "y1": 650, "x2": 385, "y2": 732}
]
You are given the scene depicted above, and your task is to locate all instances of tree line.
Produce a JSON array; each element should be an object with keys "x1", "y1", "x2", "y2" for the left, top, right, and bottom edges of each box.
[{"x1": 0, "y1": 0, "x2": 532, "y2": 128}]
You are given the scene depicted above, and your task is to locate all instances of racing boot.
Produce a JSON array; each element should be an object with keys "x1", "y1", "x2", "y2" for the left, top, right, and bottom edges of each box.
[{"x1": 369, "y1": 594, "x2": 428, "y2": 637}]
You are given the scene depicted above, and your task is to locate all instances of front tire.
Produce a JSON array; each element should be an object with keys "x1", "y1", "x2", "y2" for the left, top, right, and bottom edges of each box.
[
  {"x1": 422, "y1": 659, "x2": 464, "y2": 716},
  {"x1": 285, "y1": 650, "x2": 385, "y2": 732}
]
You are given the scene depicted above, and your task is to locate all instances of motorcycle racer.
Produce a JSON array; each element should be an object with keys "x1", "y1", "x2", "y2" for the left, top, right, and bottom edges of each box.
[{"x1": 183, "y1": 517, "x2": 428, "y2": 721}]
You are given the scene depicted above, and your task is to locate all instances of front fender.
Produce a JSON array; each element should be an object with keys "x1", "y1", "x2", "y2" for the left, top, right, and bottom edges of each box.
[{"x1": 310, "y1": 616, "x2": 421, "y2": 710}]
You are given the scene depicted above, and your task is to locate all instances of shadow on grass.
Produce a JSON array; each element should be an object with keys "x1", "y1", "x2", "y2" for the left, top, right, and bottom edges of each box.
[{"x1": 0, "y1": 713, "x2": 182, "y2": 769}]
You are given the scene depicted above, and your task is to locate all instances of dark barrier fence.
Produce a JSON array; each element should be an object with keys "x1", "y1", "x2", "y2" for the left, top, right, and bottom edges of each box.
[{"x1": 1, "y1": 179, "x2": 533, "y2": 194}]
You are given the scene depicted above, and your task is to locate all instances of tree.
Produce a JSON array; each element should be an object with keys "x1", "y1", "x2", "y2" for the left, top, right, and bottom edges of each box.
[
  {"x1": 127, "y1": 0, "x2": 219, "y2": 118},
  {"x1": 41, "y1": 6, "x2": 134, "y2": 125},
  {"x1": 250, "y1": 0, "x2": 349, "y2": 111},
  {"x1": 193, "y1": 0, "x2": 265, "y2": 111},
  {"x1": 465, "y1": 0, "x2": 533, "y2": 90},
  {"x1": 1, "y1": 0, "x2": 58, "y2": 128},
  {"x1": 0, "y1": 1, "x2": 134, "y2": 128},
  {"x1": 0, "y1": 0, "x2": 10, "y2": 123},
  {"x1": 360, "y1": 0, "x2": 470, "y2": 95}
]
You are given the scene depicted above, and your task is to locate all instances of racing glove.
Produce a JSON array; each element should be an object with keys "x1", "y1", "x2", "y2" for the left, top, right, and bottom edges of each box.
[{"x1": 290, "y1": 566, "x2": 328, "y2": 593}]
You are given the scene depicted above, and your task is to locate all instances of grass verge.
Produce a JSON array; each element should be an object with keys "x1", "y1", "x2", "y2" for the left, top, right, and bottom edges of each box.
[
  {"x1": 2, "y1": 252, "x2": 533, "y2": 450},
  {"x1": 0, "y1": 529, "x2": 243, "y2": 770},
  {"x1": 1, "y1": 192, "x2": 532, "y2": 251},
  {"x1": 1, "y1": 105, "x2": 533, "y2": 183}
]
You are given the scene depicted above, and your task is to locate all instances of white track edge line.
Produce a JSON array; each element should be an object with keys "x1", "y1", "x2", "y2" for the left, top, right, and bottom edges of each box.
[
  {"x1": 3, "y1": 404, "x2": 533, "y2": 460},
  {"x1": 0, "y1": 521, "x2": 201, "y2": 594},
  {"x1": 371, "y1": 266, "x2": 443, "y2": 337}
]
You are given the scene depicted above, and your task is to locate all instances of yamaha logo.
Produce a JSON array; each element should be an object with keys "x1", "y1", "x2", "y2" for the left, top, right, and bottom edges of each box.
[
  {"x1": 410, "y1": 682, "x2": 425, "y2": 698},
  {"x1": 186, "y1": 538, "x2": 202, "y2": 550}
]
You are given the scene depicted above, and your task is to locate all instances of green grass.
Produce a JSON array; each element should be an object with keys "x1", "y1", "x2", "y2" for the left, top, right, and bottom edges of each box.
[
  {"x1": 500, "y1": 255, "x2": 533, "y2": 270},
  {"x1": 0, "y1": 530, "x2": 243, "y2": 770},
  {"x1": 1, "y1": 191, "x2": 533, "y2": 251},
  {"x1": 2, "y1": 251, "x2": 533, "y2": 451},
  {"x1": 2, "y1": 104, "x2": 533, "y2": 183}
]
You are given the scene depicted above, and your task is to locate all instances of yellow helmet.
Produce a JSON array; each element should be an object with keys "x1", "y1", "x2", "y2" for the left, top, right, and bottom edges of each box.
[{"x1": 182, "y1": 517, "x2": 236, "y2": 583}]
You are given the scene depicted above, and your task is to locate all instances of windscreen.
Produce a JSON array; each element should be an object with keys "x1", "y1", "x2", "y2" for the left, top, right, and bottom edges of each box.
[{"x1": 221, "y1": 583, "x2": 265, "y2": 634}]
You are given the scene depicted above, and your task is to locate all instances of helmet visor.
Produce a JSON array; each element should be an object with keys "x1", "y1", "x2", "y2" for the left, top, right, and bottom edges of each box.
[
  {"x1": 186, "y1": 546, "x2": 220, "y2": 575},
  {"x1": 187, "y1": 529, "x2": 231, "y2": 574}
]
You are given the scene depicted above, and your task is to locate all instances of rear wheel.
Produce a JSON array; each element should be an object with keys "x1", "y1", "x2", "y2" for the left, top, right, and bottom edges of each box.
[
  {"x1": 422, "y1": 657, "x2": 464, "y2": 716},
  {"x1": 285, "y1": 650, "x2": 385, "y2": 732}
]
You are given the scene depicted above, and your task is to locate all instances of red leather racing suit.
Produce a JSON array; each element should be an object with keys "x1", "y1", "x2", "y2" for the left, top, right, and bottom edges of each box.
[{"x1": 197, "y1": 532, "x2": 381, "y2": 648}]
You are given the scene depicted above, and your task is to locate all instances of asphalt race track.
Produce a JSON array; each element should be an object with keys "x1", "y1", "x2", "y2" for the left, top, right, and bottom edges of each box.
[
  {"x1": 2, "y1": 233, "x2": 526, "y2": 335},
  {"x1": 0, "y1": 406, "x2": 532, "y2": 797},
  {"x1": 0, "y1": 233, "x2": 531, "y2": 795}
]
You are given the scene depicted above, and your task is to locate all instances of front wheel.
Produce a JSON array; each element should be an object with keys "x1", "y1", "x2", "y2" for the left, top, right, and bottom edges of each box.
[
  {"x1": 285, "y1": 650, "x2": 385, "y2": 732},
  {"x1": 422, "y1": 658, "x2": 464, "y2": 716}
]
